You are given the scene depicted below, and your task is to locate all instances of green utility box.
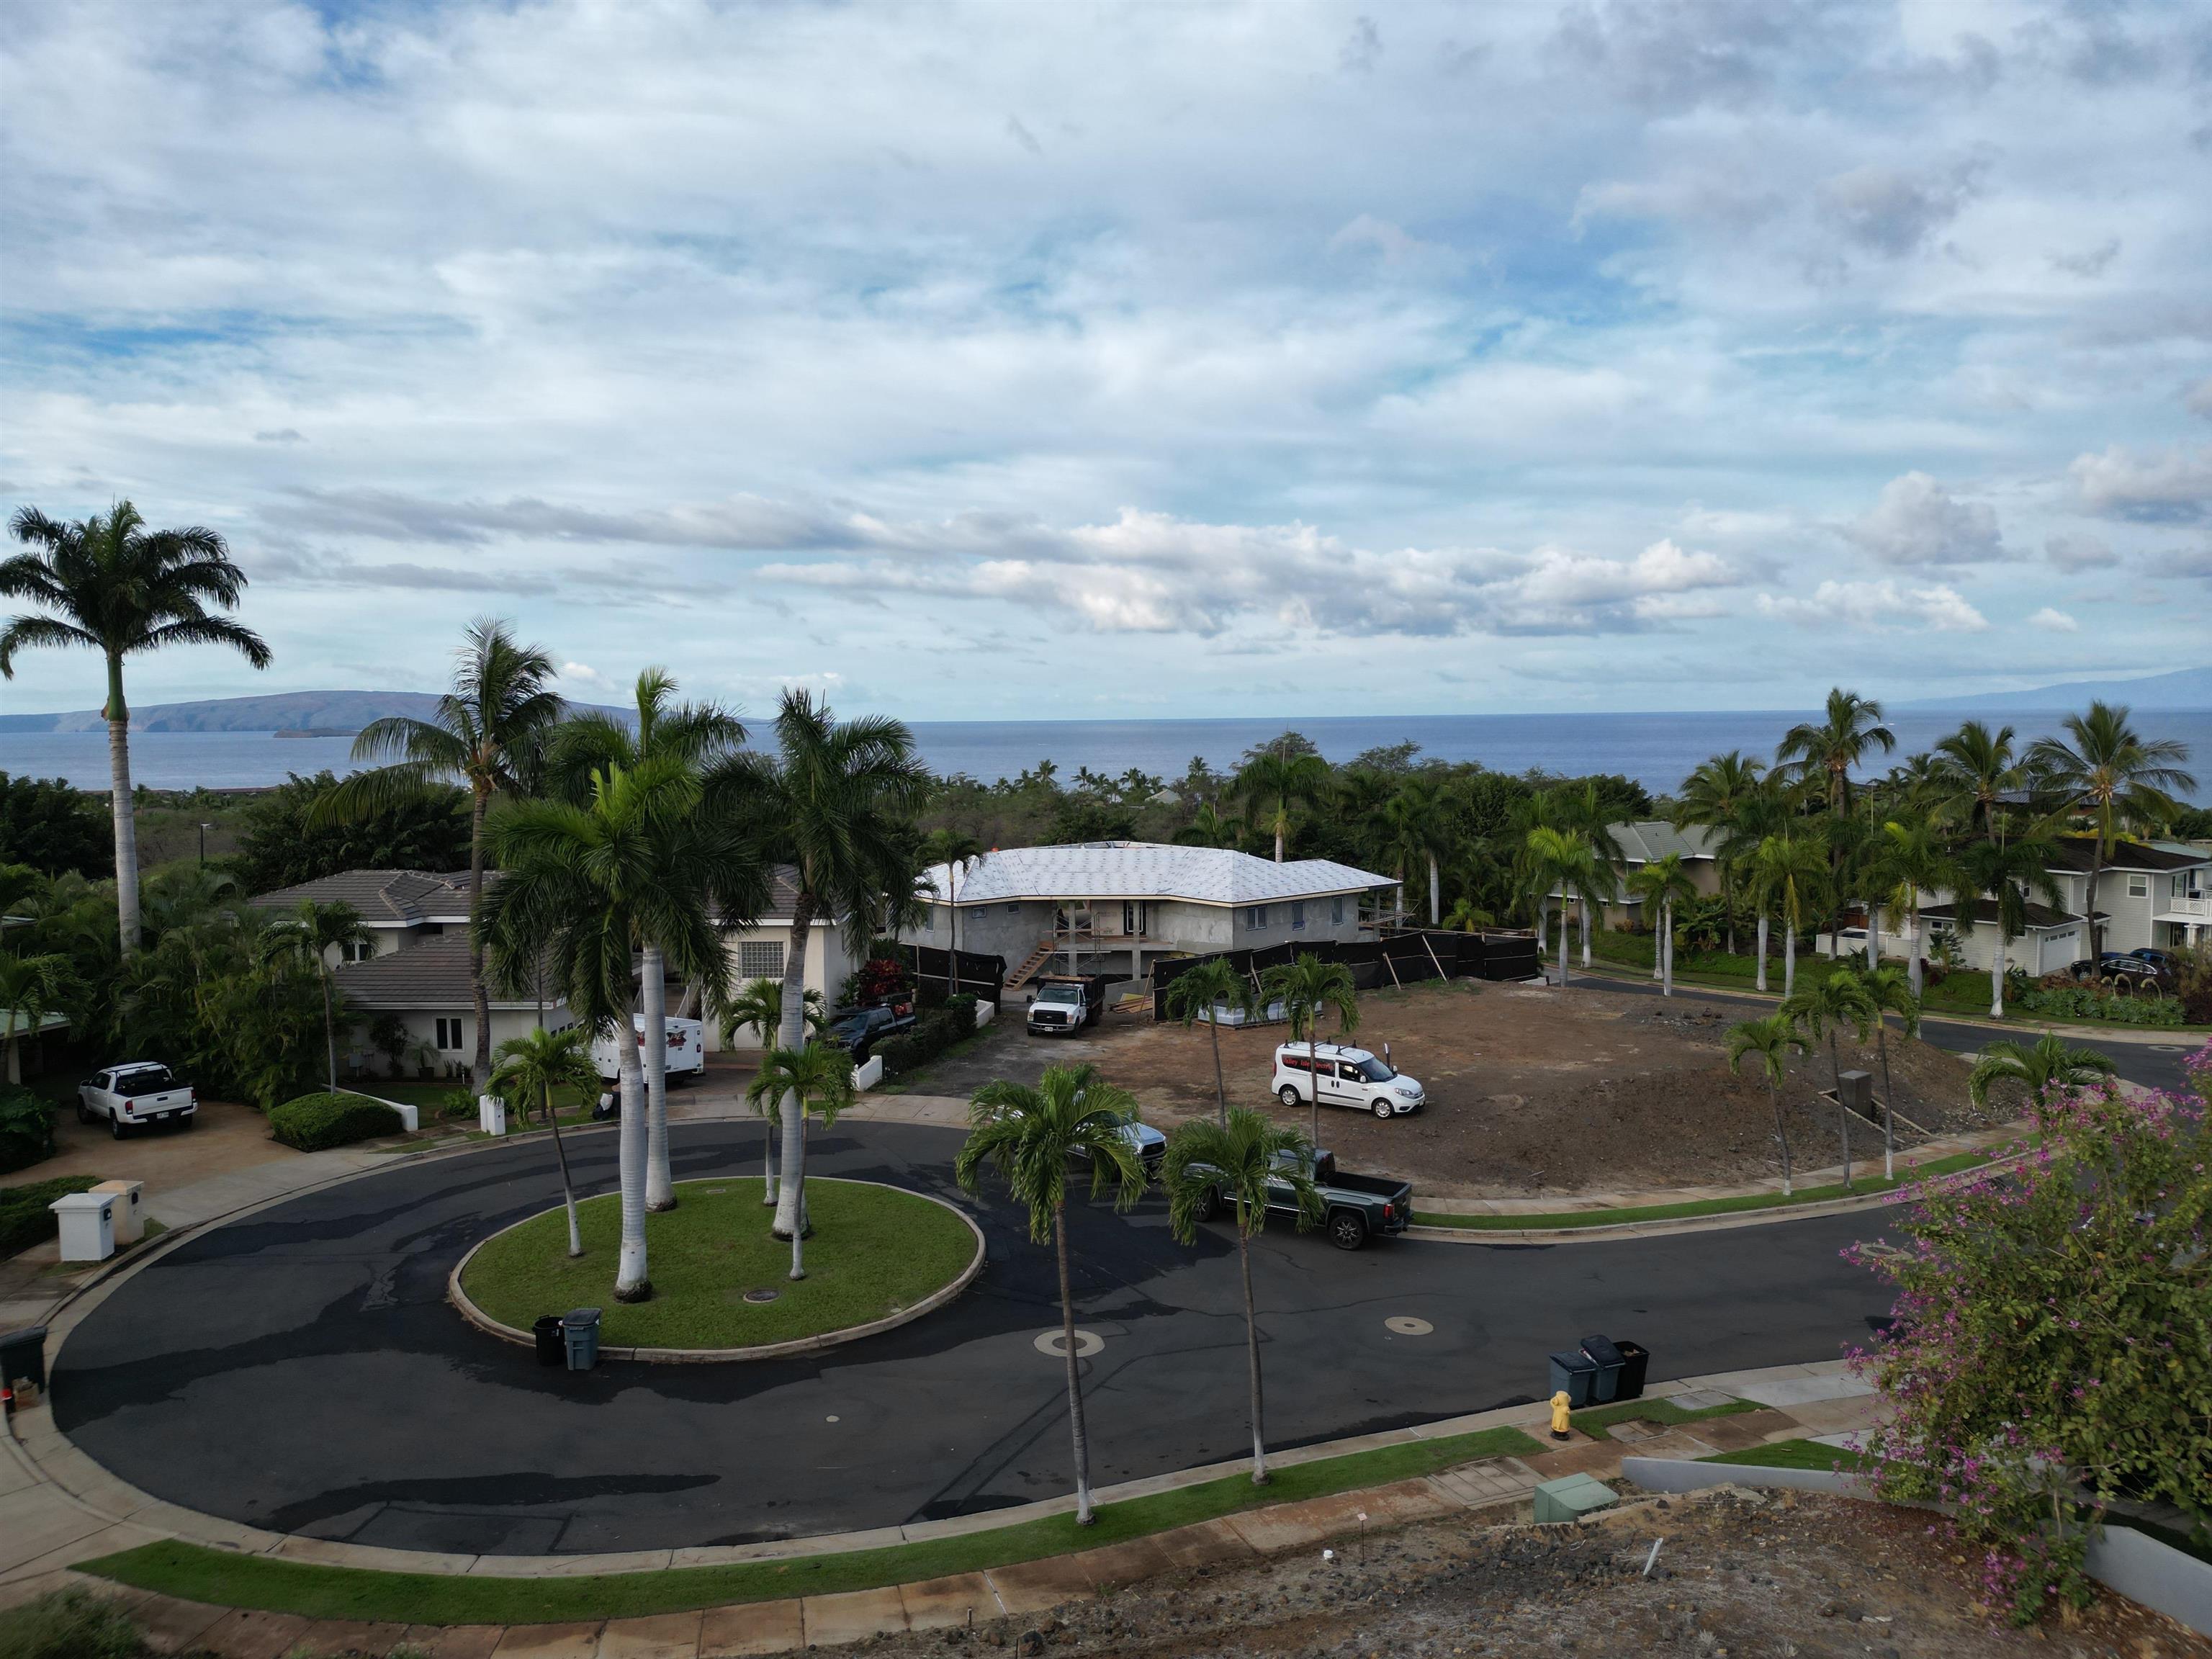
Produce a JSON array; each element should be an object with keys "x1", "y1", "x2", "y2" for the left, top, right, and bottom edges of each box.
[{"x1": 1533, "y1": 1473, "x2": 1619, "y2": 1524}]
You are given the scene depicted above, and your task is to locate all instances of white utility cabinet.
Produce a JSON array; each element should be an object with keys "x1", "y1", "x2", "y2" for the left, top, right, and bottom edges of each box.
[{"x1": 50, "y1": 1192, "x2": 117, "y2": 1262}]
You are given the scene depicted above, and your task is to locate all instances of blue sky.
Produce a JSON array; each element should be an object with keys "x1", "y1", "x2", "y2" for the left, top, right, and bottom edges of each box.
[{"x1": 3, "y1": 0, "x2": 2211, "y2": 721}]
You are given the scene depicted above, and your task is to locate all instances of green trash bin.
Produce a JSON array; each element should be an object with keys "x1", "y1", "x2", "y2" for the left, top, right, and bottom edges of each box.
[
  {"x1": 1578, "y1": 1334, "x2": 1624, "y2": 1404},
  {"x1": 1547, "y1": 1349, "x2": 1597, "y2": 1409},
  {"x1": 563, "y1": 1308, "x2": 603, "y2": 1372}
]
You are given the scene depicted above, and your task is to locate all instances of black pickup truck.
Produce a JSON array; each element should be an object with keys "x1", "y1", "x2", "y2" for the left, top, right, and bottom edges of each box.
[
  {"x1": 1188, "y1": 1148, "x2": 1412, "y2": 1251},
  {"x1": 830, "y1": 1002, "x2": 916, "y2": 1059}
]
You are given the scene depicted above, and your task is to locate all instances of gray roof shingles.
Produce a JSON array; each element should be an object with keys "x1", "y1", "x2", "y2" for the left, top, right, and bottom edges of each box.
[{"x1": 925, "y1": 842, "x2": 1393, "y2": 907}]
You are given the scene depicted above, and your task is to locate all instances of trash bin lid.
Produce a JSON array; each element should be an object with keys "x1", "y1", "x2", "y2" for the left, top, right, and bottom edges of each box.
[
  {"x1": 1547, "y1": 1349, "x2": 1596, "y2": 1372},
  {"x1": 0, "y1": 1325, "x2": 46, "y2": 1351},
  {"x1": 562, "y1": 1308, "x2": 603, "y2": 1327},
  {"x1": 1580, "y1": 1335, "x2": 1624, "y2": 1367},
  {"x1": 534, "y1": 1314, "x2": 565, "y2": 1331}
]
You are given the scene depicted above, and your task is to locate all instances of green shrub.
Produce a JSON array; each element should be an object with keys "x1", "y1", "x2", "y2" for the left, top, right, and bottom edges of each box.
[
  {"x1": 0, "y1": 1588, "x2": 146, "y2": 1659},
  {"x1": 0, "y1": 1175, "x2": 99, "y2": 1257},
  {"x1": 267, "y1": 1092, "x2": 404, "y2": 1151},
  {"x1": 875, "y1": 995, "x2": 983, "y2": 1079},
  {"x1": 0, "y1": 1084, "x2": 57, "y2": 1174},
  {"x1": 2015, "y1": 984, "x2": 2185, "y2": 1027}
]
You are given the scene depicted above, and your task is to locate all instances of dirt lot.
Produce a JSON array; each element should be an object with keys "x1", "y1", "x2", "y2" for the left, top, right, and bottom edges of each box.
[
  {"x1": 852, "y1": 1488, "x2": 2210, "y2": 1659},
  {"x1": 915, "y1": 981, "x2": 2005, "y2": 1200}
]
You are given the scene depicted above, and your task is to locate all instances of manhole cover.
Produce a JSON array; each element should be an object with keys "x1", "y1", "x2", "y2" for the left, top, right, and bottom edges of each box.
[
  {"x1": 1034, "y1": 1328, "x2": 1105, "y2": 1358},
  {"x1": 742, "y1": 1287, "x2": 781, "y2": 1304},
  {"x1": 1385, "y1": 1316, "x2": 1434, "y2": 1336}
]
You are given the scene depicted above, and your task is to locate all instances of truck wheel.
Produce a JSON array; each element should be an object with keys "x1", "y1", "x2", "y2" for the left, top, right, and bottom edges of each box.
[
  {"x1": 1192, "y1": 1187, "x2": 1220, "y2": 1223},
  {"x1": 1328, "y1": 1211, "x2": 1368, "y2": 1251},
  {"x1": 1370, "y1": 1098, "x2": 1393, "y2": 1119},
  {"x1": 1277, "y1": 1084, "x2": 1302, "y2": 1109},
  {"x1": 182, "y1": 1112, "x2": 197, "y2": 1130},
  {"x1": 76, "y1": 1100, "x2": 93, "y2": 1125},
  {"x1": 109, "y1": 1115, "x2": 130, "y2": 1141}
]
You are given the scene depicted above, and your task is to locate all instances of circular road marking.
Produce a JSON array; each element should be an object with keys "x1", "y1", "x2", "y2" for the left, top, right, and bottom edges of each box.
[
  {"x1": 1385, "y1": 1316, "x2": 1434, "y2": 1336},
  {"x1": 1034, "y1": 1328, "x2": 1105, "y2": 1358}
]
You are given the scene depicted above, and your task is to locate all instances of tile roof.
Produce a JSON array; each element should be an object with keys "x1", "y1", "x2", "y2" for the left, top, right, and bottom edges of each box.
[
  {"x1": 2043, "y1": 837, "x2": 2209, "y2": 875},
  {"x1": 331, "y1": 936, "x2": 561, "y2": 1012},
  {"x1": 1920, "y1": 899, "x2": 2087, "y2": 930},
  {"x1": 250, "y1": 869, "x2": 483, "y2": 925},
  {"x1": 1609, "y1": 822, "x2": 1725, "y2": 863},
  {"x1": 922, "y1": 842, "x2": 1394, "y2": 907}
]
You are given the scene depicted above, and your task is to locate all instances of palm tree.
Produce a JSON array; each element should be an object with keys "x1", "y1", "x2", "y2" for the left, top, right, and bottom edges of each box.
[
  {"x1": 1726, "y1": 1012, "x2": 1808, "y2": 1194},
  {"x1": 546, "y1": 668, "x2": 766, "y2": 1211},
  {"x1": 1781, "y1": 971, "x2": 1879, "y2": 1189},
  {"x1": 1161, "y1": 1108, "x2": 1322, "y2": 1485},
  {"x1": 1966, "y1": 1033, "x2": 2116, "y2": 1119},
  {"x1": 744, "y1": 1039, "x2": 858, "y2": 1280},
  {"x1": 1848, "y1": 961, "x2": 1920, "y2": 1180},
  {"x1": 1626, "y1": 853, "x2": 1697, "y2": 997},
  {"x1": 0, "y1": 950, "x2": 78, "y2": 1087},
  {"x1": 1750, "y1": 830, "x2": 1827, "y2": 998},
  {"x1": 956, "y1": 1064, "x2": 1148, "y2": 1525},
  {"x1": 1236, "y1": 744, "x2": 1331, "y2": 862},
  {"x1": 1776, "y1": 688, "x2": 1895, "y2": 818},
  {"x1": 755, "y1": 690, "x2": 930, "y2": 1242},
  {"x1": 1956, "y1": 836, "x2": 2064, "y2": 1018},
  {"x1": 1, "y1": 502, "x2": 271, "y2": 956},
  {"x1": 1521, "y1": 825, "x2": 1598, "y2": 988},
  {"x1": 1872, "y1": 818, "x2": 1959, "y2": 999},
  {"x1": 1260, "y1": 952, "x2": 1359, "y2": 1142},
  {"x1": 1931, "y1": 719, "x2": 2023, "y2": 843},
  {"x1": 1163, "y1": 957, "x2": 1255, "y2": 1125},
  {"x1": 482, "y1": 756, "x2": 716, "y2": 1302},
  {"x1": 1552, "y1": 782, "x2": 1628, "y2": 968},
  {"x1": 1172, "y1": 801, "x2": 1246, "y2": 850},
  {"x1": 1725, "y1": 779, "x2": 1797, "y2": 989},
  {"x1": 2026, "y1": 702, "x2": 2197, "y2": 958},
  {"x1": 257, "y1": 899, "x2": 372, "y2": 1089},
  {"x1": 490, "y1": 1024, "x2": 598, "y2": 1258},
  {"x1": 721, "y1": 976, "x2": 830, "y2": 1204},
  {"x1": 1673, "y1": 751, "x2": 1766, "y2": 957},
  {"x1": 1379, "y1": 778, "x2": 1455, "y2": 926},
  {"x1": 920, "y1": 828, "x2": 982, "y2": 957},
  {"x1": 322, "y1": 620, "x2": 564, "y2": 1089},
  {"x1": 1442, "y1": 896, "x2": 1494, "y2": 932}
]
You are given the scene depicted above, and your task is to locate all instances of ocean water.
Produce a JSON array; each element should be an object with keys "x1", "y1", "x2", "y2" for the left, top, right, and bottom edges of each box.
[{"x1": 7, "y1": 709, "x2": 2212, "y2": 802}]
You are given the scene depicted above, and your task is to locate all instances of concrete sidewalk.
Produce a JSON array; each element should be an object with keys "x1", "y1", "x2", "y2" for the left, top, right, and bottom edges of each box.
[{"x1": 1, "y1": 1359, "x2": 1887, "y2": 1657}]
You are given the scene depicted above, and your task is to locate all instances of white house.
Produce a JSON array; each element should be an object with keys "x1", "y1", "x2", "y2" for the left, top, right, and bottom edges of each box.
[
  {"x1": 250, "y1": 868, "x2": 476, "y2": 960},
  {"x1": 917, "y1": 841, "x2": 1398, "y2": 990}
]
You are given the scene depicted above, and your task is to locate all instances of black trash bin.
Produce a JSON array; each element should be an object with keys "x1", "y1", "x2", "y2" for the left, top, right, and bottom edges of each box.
[
  {"x1": 533, "y1": 1315, "x2": 565, "y2": 1367},
  {"x1": 1547, "y1": 1349, "x2": 1599, "y2": 1409},
  {"x1": 0, "y1": 1326, "x2": 47, "y2": 1394},
  {"x1": 1579, "y1": 1334, "x2": 1625, "y2": 1405},
  {"x1": 563, "y1": 1308, "x2": 603, "y2": 1372},
  {"x1": 1612, "y1": 1339, "x2": 1650, "y2": 1401}
]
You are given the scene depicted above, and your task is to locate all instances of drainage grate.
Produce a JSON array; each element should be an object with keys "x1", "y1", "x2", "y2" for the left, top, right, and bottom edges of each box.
[{"x1": 742, "y1": 1287, "x2": 781, "y2": 1304}]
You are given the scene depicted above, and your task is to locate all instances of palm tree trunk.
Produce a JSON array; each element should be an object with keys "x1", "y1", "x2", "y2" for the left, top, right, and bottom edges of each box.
[
  {"x1": 1908, "y1": 904, "x2": 1924, "y2": 999},
  {"x1": 1755, "y1": 912, "x2": 1770, "y2": 993},
  {"x1": 1557, "y1": 895, "x2": 1571, "y2": 988},
  {"x1": 763, "y1": 1109, "x2": 778, "y2": 1206},
  {"x1": 788, "y1": 1109, "x2": 809, "y2": 1280},
  {"x1": 613, "y1": 1004, "x2": 651, "y2": 1300},
  {"x1": 1579, "y1": 900, "x2": 1592, "y2": 968},
  {"x1": 548, "y1": 1084, "x2": 583, "y2": 1256},
  {"x1": 1273, "y1": 816, "x2": 1285, "y2": 863},
  {"x1": 1990, "y1": 934, "x2": 2006, "y2": 1019},
  {"x1": 1829, "y1": 1030, "x2": 1850, "y2": 1191},
  {"x1": 1768, "y1": 1079, "x2": 1792, "y2": 1195},
  {"x1": 1055, "y1": 1202, "x2": 1094, "y2": 1524},
  {"x1": 1865, "y1": 902, "x2": 1879, "y2": 969},
  {"x1": 1238, "y1": 1223, "x2": 1268, "y2": 1485},
  {"x1": 1208, "y1": 1015, "x2": 1227, "y2": 1127},
  {"x1": 1783, "y1": 919, "x2": 1797, "y2": 998},
  {"x1": 320, "y1": 963, "x2": 337, "y2": 1089},
  {"x1": 105, "y1": 680, "x2": 143, "y2": 957},
  {"x1": 1427, "y1": 854, "x2": 1439, "y2": 927},
  {"x1": 2085, "y1": 850, "x2": 2104, "y2": 959},
  {"x1": 1875, "y1": 1024, "x2": 1895, "y2": 1182},
  {"x1": 1661, "y1": 899, "x2": 1674, "y2": 997},
  {"x1": 773, "y1": 894, "x2": 817, "y2": 1241},
  {"x1": 1306, "y1": 1034, "x2": 1320, "y2": 1144},
  {"x1": 467, "y1": 786, "x2": 493, "y2": 1091},
  {"x1": 642, "y1": 942, "x2": 674, "y2": 1211}
]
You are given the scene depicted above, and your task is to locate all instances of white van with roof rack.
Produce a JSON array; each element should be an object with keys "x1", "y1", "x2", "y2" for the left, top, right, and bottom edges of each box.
[{"x1": 1271, "y1": 1043, "x2": 1424, "y2": 1119}]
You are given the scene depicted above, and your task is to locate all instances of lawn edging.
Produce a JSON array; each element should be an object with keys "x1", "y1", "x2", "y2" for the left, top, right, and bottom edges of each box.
[
  {"x1": 448, "y1": 1177, "x2": 987, "y2": 1363},
  {"x1": 72, "y1": 1423, "x2": 1545, "y2": 1625}
]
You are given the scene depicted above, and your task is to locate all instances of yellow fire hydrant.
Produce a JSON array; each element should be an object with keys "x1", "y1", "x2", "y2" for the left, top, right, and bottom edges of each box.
[{"x1": 1549, "y1": 1390, "x2": 1573, "y2": 1441}]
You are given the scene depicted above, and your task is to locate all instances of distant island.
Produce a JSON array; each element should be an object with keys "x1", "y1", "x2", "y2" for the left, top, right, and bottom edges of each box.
[
  {"x1": 0, "y1": 688, "x2": 626, "y2": 734},
  {"x1": 1898, "y1": 665, "x2": 2212, "y2": 714},
  {"x1": 273, "y1": 727, "x2": 363, "y2": 739}
]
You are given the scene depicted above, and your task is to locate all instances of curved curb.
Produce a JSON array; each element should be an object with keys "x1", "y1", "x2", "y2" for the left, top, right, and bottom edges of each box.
[{"x1": 446, "y1": 1177, "x2": 987, "y2": 1362}]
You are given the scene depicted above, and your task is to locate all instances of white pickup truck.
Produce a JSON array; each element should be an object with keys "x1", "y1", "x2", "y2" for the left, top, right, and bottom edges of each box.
[{"x1": 78, "y1": 1064, "x2": 197, "y2": 1138}]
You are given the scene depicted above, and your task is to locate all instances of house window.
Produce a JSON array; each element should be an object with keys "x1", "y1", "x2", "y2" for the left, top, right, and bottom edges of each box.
[
  {"x1": 1006, "y1": 902, "x2": 1020, "y2": 913},
  {"x1": 435, "y1": 1017, "x2": 465, "y2": 1051},
  {"x1": 738, "y1": 940, "x2": 784, "y2": 980},
  {"x1": 2175, "y1": 872, "x2": 2206, "y2": 899},
  {"x1": 920, "y1": 905, "x2": 936, "y2": 932},
  {"x1": 2126, "y1": 874, "x2": 2149, "y2": 898},
  {"x1": 1331, "y1": 896, "x2": 1344, "y2": 926},
  {"x1": 1246, "y1": 905, "x2": 1269, "y2": 928},
  {"x1": 1291, "y1": 901, "x2": 1307, "y2": 930},
  {"x1": 342, "y1": 938, "x2": 373, "y2": 963}
]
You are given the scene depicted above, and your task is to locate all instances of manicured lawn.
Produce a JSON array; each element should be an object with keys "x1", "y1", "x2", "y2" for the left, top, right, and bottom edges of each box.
[
  {"x1": 1701, "y1": 1437, "x2": 1873, "y2": 1473},
  {"x1": 1569, "y1": 1395, "x2": 1758, "y2": 1442},
  {"x1": 76, "y1": 1423, "x2": 1544, "y2": 1624},
  {"x1": 1412, "y1": 1150, "x2": 1995, "y2": 1231},
  {"x1": 459, "y1": 1177, "x2": 978, "y2": 1349}
]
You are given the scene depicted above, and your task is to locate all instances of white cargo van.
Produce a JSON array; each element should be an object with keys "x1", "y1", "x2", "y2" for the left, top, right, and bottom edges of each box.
[
  {"x1": 1271, "y1": 1043, "x2": 1424, "y2": 1118},
  {"x1": 591, "y1": 1015, "x2": 706, "y2": 1084}
]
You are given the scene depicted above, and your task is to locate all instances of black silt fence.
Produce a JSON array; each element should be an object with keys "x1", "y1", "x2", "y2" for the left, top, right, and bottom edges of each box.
[
  {"x1": 1151, "y1": 928, "x2": 1513, "y2": 1019},
  {"x1": 900, "y1": 944, "x2": 1006, "y2": 1009}
]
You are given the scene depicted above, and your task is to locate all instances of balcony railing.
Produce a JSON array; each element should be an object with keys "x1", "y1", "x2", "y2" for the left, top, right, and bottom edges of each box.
[{"x1": 2158, "y1": 893, "x2": 2211, "y2": 920}]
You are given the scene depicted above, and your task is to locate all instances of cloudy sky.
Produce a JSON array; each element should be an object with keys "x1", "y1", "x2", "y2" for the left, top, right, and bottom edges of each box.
[{"x1": 4, "y1": 0, "x2": 2211, "y2": 721}]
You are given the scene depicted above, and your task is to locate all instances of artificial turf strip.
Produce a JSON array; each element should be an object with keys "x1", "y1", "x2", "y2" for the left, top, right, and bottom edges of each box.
[
  {"x1": 75, "y1": 1424, "x2": 1545, "y2": 1625},
  {"x1": 459, "y1": 1177, "x2": 976, "y2": 1349},
  {"x1": 1699, "y1": 1438, "x2": 1874, "y2": 1473},
  {"x1": 1568, "y1": 1396, "x2": 1759, "y2": 1442},
  {"x1": 1411, "y1": 1151, "x2": 1994, "y2": 1231}
]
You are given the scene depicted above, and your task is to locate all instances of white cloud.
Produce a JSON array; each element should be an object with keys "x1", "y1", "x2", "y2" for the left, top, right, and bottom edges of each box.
[
  {"x1": 2044, "y1": 532, "x2": 2118, "y2": 571},
  {"x1": 2070, "y1": 445, "x2": 2212, "y2": 521},
  {"x1": 1757, "y1": 580, "x2": 1990, "y2": 633},
  {"x1": 1818, "y1": 163, "x2": 1982, "y2": 258},
  {"x1": 2188, "y1": 378, "x2": 2212, "y2": 420},
  {"x1": 1842, "y1": 472, "x2": 2005, "y2": 567},
  {"x1": 2026, "y1": 606, "x2": 2079, "y2": 631}
]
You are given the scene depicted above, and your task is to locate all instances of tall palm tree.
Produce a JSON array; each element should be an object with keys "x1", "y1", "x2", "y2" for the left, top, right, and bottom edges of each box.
[
  {"x1": 1552, "y1": 782, "x2": 1628, "y2": 968},
  {"x1": 1260, "y1": 952, "x2": 1359, "y2": 1142},
  {"x1": 1781, "y1": 971, "x2": 1878, "y2": 1189},
  {"x1": 1161, "y1": 1108, "x2": 1322, "y2": 1485},
  {"x1": 322, "y1": 620, "x2": 564, "y2": 1089},
  {"x1": 1873, "y1": 818, "x2": 1960, "y2": 999},
  {"x1": 1776, "y1": 688, "x2": 1894, "y2": 818},
  {"x1": 1236, "y1": 744, "x2": 1331, "y2": 862},
  {"x1": 956, "y1": 1064, "x2": 1148, "y2": 1525},
  {"x1": 1931, "y1": 720, "x2": 2023, "y2": 843},
  {"x1": 720, "y1": 976, "x2": 829, "y2": 1203},
  {"x1": 1163, "y1": 957, "x2": 1255, "y2": 1125},
  {"x1": 1, "y1": 502, "x2": 271, "y2": 956},
  {"x1": 0, "y1": 951, "x2": 78, "y2": 1088},
  {"x1": 920, "y1": 828, "x2": 982, "y2": 957},
  {"x1": 1172, "y1": 800, "x2": 1246, "y2": 850},
  {"x1": 1726, "y1": 778, "x2": 1797, "y2": 989},
  {"x1": 257, "y1": 899, "x2": 372, "y2": 1089},
  {"x1": 1848, "y1": 961, "x2": 1920, "y2": 1180},
  {"x1": 1379, "y1": 778, "x2": 1455, "y2": 926},
  {"x1": 1750, "y1": 830, "x2": 1827, "y2": 998},
  {"x1": 1673, "y1": 751, "x2": 1766, "y2": 957},
  {"x1": 482, "y1": 756, "x2": 717, "y2": 1302},
  {"x1": 1521, "y1": 824, "x2": 1596, "y2": 987},
  {"x1": 1626, "y1": 853, "x2": 1697, "y2": 997},
  {"x1": 744, "y1": 1039, "x2": 857, "y2": 1280},
  {"x1": 1966, "y1": 1033, "x2": 2116, "y2": 1119},
  {"x1": 547, "y1": 668, "x2": 766, "y2": 1210},
  {"x1": 756, "y1": 690, "x2": 930, "y2": 1242},
  {"x1": 490, "y1": 1024, "x2": 597, "y2": 1258},
  {"x1": 2026, "y1": 702, "x2": 2197, "y2": 958},
  {"x1": 1726, "y1": 1012, "x2": 1807, "y2": 1195},
  {"x1": 1956, "y1": 836, "x2": 2064, "y2": 1018}
]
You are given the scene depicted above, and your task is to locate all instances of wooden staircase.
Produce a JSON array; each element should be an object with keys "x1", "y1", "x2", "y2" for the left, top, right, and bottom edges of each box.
[{"x1": 1004, "y1": 938, "x2": 1058, "y2": 992}]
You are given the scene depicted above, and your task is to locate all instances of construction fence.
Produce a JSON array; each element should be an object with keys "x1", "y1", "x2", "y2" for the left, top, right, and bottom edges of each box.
[
  {"x1": 1150, "y1": 929, "x2": 1540, "y2": 1021},
  {"x1": 898, "y1": 943, "x2": 1007, "y2": 1010}
]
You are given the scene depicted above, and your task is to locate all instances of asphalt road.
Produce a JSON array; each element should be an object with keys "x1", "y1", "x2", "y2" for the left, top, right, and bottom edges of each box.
[{"x1": 55, "y1": 1119, "x2": 1903, "y2": 1557}]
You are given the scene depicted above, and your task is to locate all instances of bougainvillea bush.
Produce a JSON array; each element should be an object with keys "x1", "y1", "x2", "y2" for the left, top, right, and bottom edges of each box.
[{"x1": 1848, "y1": 1045, "x2": 2211, "y2": 1624}]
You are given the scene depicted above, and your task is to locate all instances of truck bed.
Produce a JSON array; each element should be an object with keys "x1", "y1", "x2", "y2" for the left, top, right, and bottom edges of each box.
[{"x1": 1324, "y1": 1169, "x2": 1413, "y2": 1202}]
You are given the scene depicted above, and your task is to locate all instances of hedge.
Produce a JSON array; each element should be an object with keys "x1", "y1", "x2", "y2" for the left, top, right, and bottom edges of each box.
[
  {"x1": 0, "y1": 1174, "x2": 99, "y2": 1257},
  {"x1": 0, "y1": 1084, "x2": 58, "y2": 1174},
  {"x1": 268, "y1": 1092, "x2": 404, "y2": 1152},
  {"x1": 874, "y1": 994, "x2": 979, "y2": 1078}
]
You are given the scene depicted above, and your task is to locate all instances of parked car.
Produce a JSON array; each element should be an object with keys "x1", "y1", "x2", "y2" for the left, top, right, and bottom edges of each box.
[
  {"x1": 1185, "y1": 1146, "x2": 1412, "y2": 1251},
  {"x1": 830, "y1": 1002, "x2": 914, "y2": 1060},
  {"x1": 1070, "y1": 1108, "x2": 1166, "y2": 1177},
  {"x1": 2131, "y1": 948, "x2": 2185, "y2": 976},
  {"x1": 590, "y1": 1014, "x2": 706, "y2": 1084},
  {"x1": 78, "y1": 1064, "x2": 196, "y2": 1138},
  {"x1": 1028, "y1": 974, "x2": 1116, "y2": 1036},
  {"x1": 1272, "y1": 1042, "x2": 1426, "y2": 1118},
  {"x1": 2070, "y1": 953, "x2": 2175, "y2": 992}
]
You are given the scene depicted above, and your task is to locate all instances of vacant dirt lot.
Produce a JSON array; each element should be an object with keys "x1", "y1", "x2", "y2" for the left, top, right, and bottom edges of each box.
[
  {"x1": 932, "y1": 981, "x2": 2003, "y2": 1200},
  {"x1": 855, "y1": 1488, "x2": 2209, "y2": 1659}
]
